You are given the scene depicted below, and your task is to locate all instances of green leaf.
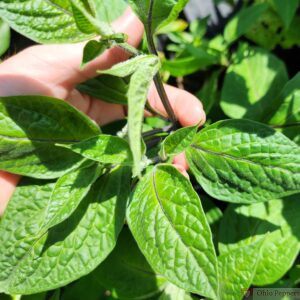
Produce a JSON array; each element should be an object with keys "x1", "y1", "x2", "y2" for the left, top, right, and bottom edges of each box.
[
  {"x1": 93, "y1": 227, "x2": 167, "y2": 299},
  {"x1": 245, "y1": 8, "x2": 283, "y2": 50},
  {"x1": 196, "y1": 70, "x2": 221, "y2": 115},
  {"x1": 271, "y1": 0, "x2": 299, "y2": 28},
  {"x1": 81, "y1": 40, "x2": 109, "y2": 68},
  {"x1": 100, "y1": 55, "x2": 160, "y2": 176},
  {"x1": 218, "y1": 240, "x2": 264, "y2": 300},
  {"x1": 69, "y1": 0, "x2": 113, "y2": 36},
  {"x1": 160, "y1": 124, "x2": 198, "y2": 160},
  {"x1": 224, "y1": 3, "x2": 268, "y2": 44},
  {"x1": 220, "y1": 45, "x2": 288, "y2": 121},
  {"x1": 0, "y1": 0, "x2": 91, "y2": 43},
  {"x1": 127, "y1": 164, "x2": 219, "y2": 299},
  {"x1": 42, "y1": 162, "x2": 103, "y2": 230},
  {"x1": 268, "y1": 72, "x2": 300, "y2": 125},
  {"x1": 58, "y1": 134, "x2": 133, "y2": 165},
  {"x1": 127, "y1": 57, "x2": 160, "y2": 177},
  {"x1": 0, "y1": 18, "x2": 10, "y2": 57},
  {"x1": 218, "y1": 195, "x2": 300, "y2": 285},
  {"x1": 289, "y1": 265, "x2": 300, "y2": 285},
  {"x1": 77, "y1": 75, "x2": 129, "y2": 105},
  {"x1": 0, "y1": 167, "x2": 131, "y2": 294},
  {"x1": 128, "y1": 0, "x2": 189, "y2": 33},
  {"x1": 159, "y1": 283, "x2": 194, "y2": 300},
  {"x1": 61, "y1": 273, "x2": 106, "y2": 300},
  {"x1": 92, "y1": 0, "x2": 128, "y2": 24},
  {"x1": 99, "y1": 55, "x2": 155, "y2": 77},
  {"x1": 280, "y1": 15, "x2": 300, "y2": 48},
  {"x1": 0, "y1": 96, "x2": 100, "y2": 179},
  {"x1": 186, "y1": 119, "x2": 300, "y2": 204},
  {"x1": 162, "y1": 46, "x2": 220, "y2": 77},
  {"x1": 268, "y1": 72, "x2": 300, "y2": 144}
]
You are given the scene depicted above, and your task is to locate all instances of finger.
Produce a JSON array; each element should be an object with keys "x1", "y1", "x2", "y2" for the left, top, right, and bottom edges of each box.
[
  {"x1": 0, "y1": 172, "x2": 20, "y2": 215},
  {"x1": 148, "y1": 83, "x2": 206, "y2": 127},
  {"x1": 173, "y1": 153, "x2": 189, "y2": 170},
  {"x1": 0, "y1": 8, "x2": 144, "y2": 99}
]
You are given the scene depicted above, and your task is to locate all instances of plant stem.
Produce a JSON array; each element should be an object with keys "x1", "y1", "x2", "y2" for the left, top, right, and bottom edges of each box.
[{"x1": 145, "y1": 0, "x2": 178, "y2": 126}]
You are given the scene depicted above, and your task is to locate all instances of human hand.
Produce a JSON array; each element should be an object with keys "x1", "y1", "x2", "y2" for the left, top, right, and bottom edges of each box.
[{"x1": 0, "y1": 9, "x2": 206, "y2": 215}]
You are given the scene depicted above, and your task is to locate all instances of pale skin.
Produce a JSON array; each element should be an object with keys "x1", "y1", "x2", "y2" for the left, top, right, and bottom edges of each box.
[{"x1": 0, "y1": 9, "x2": 206, "y2": 215}]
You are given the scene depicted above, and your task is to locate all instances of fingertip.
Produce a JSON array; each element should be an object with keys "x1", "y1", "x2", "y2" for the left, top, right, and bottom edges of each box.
[
  {"x1": 174, "y1": 90, "x2": 206, "y2": 127},
  {"x1": 148, "y1": 84, "x2": 206, "y2": 128},
  {"x1": 173, "y1": 153, "x2": 189, "y2": 170},
  {"x1": 0, "y1": 171, "x2": 20, "y2": 215}
]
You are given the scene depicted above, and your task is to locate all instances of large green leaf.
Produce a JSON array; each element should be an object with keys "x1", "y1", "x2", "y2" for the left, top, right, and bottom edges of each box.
[
  {"x1": 127, "y1": 164, "x2": 219, "y2": 299},
  {"x1": 224, "y1": 3, "x2": 268, "y2": 44},
  {"x1": 0, "y1": 0, "x2": 91, "y2": 43},
  {"x1": 268, "y1": 72, "x2": 300, "y2": 144},
  {"x1": 0, "y1": 167, "x2": 131, "y2": 294},
  {"x1": 218, "y1": 195, "x2": 300, "y2": 285},
  {"x1": 128, "y1": 0, "x2": 189, "y2": 33},
  {"x1": 42, "y1": 162, "x2": 103, "y2": 230},
  {"x1": 186, "y1": 119, "x2": 300, "y2": 204},
  {"x1": 220, "y1": 45, "x2": 288, "y2": 121},
  {"x1": 218, "y1": 241, "x2": 264, "y2": 300},
  {"x1": 0, "y1": 18, "x2": 10, "y2": 57},
  {"x1": 0, "y1": 96, "x2": 100, "y2": 179},
  {"x1": 94, "y1": 227, "x2": 167, "y2": 299},
  {"x1": 271, "y1": 0, "x2": 299, "y2": 28},
  {"x1": 58, "y1": 134, "x2": 133, "y2": 165}
]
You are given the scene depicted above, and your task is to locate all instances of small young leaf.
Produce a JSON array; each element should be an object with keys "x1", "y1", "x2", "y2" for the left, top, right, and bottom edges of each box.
[
  {"x1": 99, "y1": 55, "x2": 156, "y2": 77},
  {"x1": 224, "y1": 3, "x2": 268, "y2": 44},
  {"x1": 93, "y1": 227, "x2": 167, "y2": 299},
  {"x1": 271, "y1": 0, "x2": 299, "y2": 28},
  {"x1": 220, "y1": 45, "x2": 288, "y2": 121},
  {"x1": 160, "y1": 124, "x2": 198, "y2": 160},
  {"x1": 127, "y1": 57, "x2": 160, "y2": 177},
  {"x1": 0, "y1": 167, "x2": 131, "y2": 294},
  {"x1": 0, "y1": 96, "x2": 100, "y2": 179},
  {"x1": 0, "y1": 18, "x2": 10, "y2": 57},
  {"x1": 58, "y1": 134, "x2": 133, "y2": 165},
  {"x1": 218, "y1": 240, "x2": 264, "y2": 300},
  {"x1": 128, "y1": 0, "x2": 189, "y2": 33},
  {"x1": 219, "y1": 195, "x2": 300, "y2": 285},
  {"x1": 42, "y1": 162, "x2": 103, "y2": 230},
  {"x1": 0, "y1": 0, "x2": 91, "y2": 43},
  {"x1": 127, "y1": 164, "x2": 219, "y2": 299},
  {"x1": 186, "y1": 119, "x2": 300, "y2": 204},
  {"x1": 77, "y1": 75, "x2": 128, "y2": 105},
  {"x1": 81, "y1": 40, "x2": 109, "y2": 68}
]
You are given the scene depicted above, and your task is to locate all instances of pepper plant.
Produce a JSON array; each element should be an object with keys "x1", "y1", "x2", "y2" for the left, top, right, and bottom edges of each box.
[{"x1": 0, "y1": 0, "x2": 299, "y2": 299}]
